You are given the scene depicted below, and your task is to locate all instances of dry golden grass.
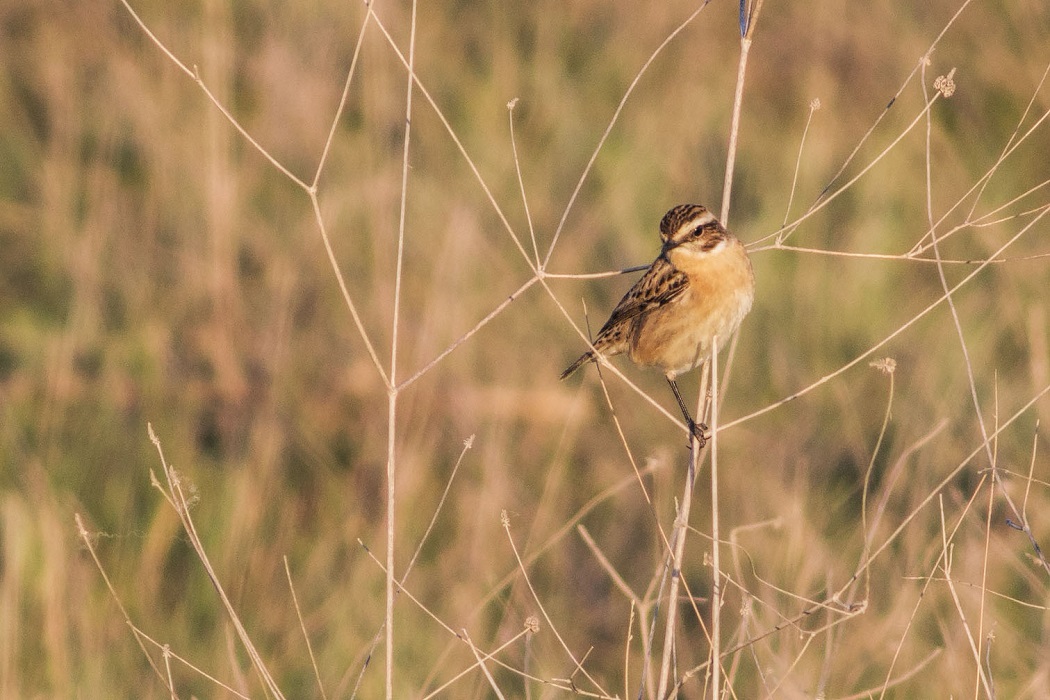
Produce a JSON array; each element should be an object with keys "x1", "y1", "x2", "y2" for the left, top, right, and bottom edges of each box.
[{"x1": 3, "y1": 0, "x2": 1050, "y2": 697}]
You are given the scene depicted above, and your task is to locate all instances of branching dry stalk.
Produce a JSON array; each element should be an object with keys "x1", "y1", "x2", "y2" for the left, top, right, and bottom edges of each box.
[
  {"x1": 655, "y1": 360, "x2": 710, "y2": 699},
  {"x1": 384, "y1": 0, "x2": 421, "y2": 693},
  {"x1": 102, "y1": 0, "x2": 1050, "y2": 697},
  {"x1": 501, "y1": 510, "x2": 613, "y2": 698}
]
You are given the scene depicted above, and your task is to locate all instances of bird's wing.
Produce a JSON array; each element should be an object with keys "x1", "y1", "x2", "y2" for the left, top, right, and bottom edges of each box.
[{"x1": 595, "y1": 256, "x2": 688, "y2": 340}]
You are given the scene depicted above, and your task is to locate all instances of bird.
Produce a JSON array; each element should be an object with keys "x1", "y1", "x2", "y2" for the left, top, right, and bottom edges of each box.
[{"x1": 560, "y1": 204, "x2": 755, "y2": 446}]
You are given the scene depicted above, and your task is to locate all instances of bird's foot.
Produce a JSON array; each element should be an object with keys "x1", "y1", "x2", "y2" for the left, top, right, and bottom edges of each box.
[{"x1": 688, "y1": 420, "x2": 709, "y2": 448}]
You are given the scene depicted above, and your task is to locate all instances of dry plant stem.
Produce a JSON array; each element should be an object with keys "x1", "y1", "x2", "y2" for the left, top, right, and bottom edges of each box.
[
  {"x1": 116, "y1": 0, "x2": 306, "y2": 188},
  {"x1": 119, "y1": 0, "x2": 390, "y2": 383},
  {"x1": 352, "y1": 439, "x2": 472, "y2": 697},
  {"x1": 961, "y1": 59, "x2": 1050, "y2": 236},
  {"x1": 359, "y1": 543, "x2": 550, "y2": 698},
  {"x1": 361, "y1": 545, "x2": 489, "y2": 651},
  {"x1": 867, "y1": 420, "x2": 949, "y2": 552},
  {"x1": 714, "y1": 544, "x2": 839, "y2": 620},
  {"x1": 757, "y1": 165, "x2": 1050, "y2": 263},
  {"x1": 641, "y1": 563, "x2": 669, "y2": 698},
  {"x1": 705, "y1": 0, "x2": 766, "y2": 686},
  {"x1": 306, "y1": 192, "x2": 390, "y2": 386},
  {"x1": 576, "y1": 526, "x2": 655, "y2": 696},
  {"x1": 421, "y1": 632, "x2": 551, "y2": 700},
  {"x1": 365, "y1": 8, "x2": 531, "y2": 267},
  {"x1": 74, "y1": 514, "x2": 167, "y2": 687},
  {"x1": 400, "y1": 277, "x2": 539, "y2": 391},
  {"x1": 419, "y1": 630, "x2": 532, "y2": 698},
  {"x1": 545, "y1": 265, "x2": 650, "y2": 279},
  {"x1": 921, "y1": 65, "x2": 983, "y2": 461},
  {"x1": 702, "y1": 41, "x2": 759, "y2": 700},
  {"x1": 754, "y1": 243, "x2": 1050, "y2": 265},
  {"x1": 672, "y1": 382, "x2": 1050, "y2": 697},
  {"x1": 765, "y1": 634, "x2": 816, "y2": 698},
  {"x1": 506, "y1": 99, "x2": 541, "y2": 268},
  {"x1": 120, "y1": 619, "x2": 251, "y2": 699},
  {"x1": 750, "y1": 64, "x2": 956, "y2": 251},
  {"x1": 591, "y1": 359, "x2": 654, "y2": 506},
  {"x1": 145, "y1": 425, "x2": 286, "y2": 699},
  {"x1": 543, "y1": 1, "x2": 713, "y2": 268},
  {"x1": 625, "y1": 602, "x2": 636, "y2": 700},
  {"x1": 724, "y1": 203, "x2": 1050, "y2": 433},
  {"x1": 348, "y1": 633, "x2": 382, "y2": 700},
  {"x1": 501, "y1": 512, "x2": 612, "y2": 697},
  {"x1": 879, "y1": 475, "x2": 990, "y2": 699},
  {"x1": 978, "y1": 454, "x2": 997, "y2": 700},
  {"x1": 402, "y1": 436, "x2": 473, "y2": 583},
  {"x1": 651, "y1": 5, "x2": 768, "y2": 687},
  {"x1": 909, "y1": 579, "x2": 1047, "y2": 611},
  {"x1": 463, "y1": 630, "x2": 508, "y2": 700},
  {"x1": 921, "y1": 65, "x2": 1050, "y2": 579},
  {"x1": 710, "y1": 349, "x2": 723, "y2": 700},
  {"x1": 780, "y1": 100, "x2": 820, "y2": 233},
  {"x1": 909, "y1": 105, "x2": 1050, "y2": 257},
  {"x1": 284, "y1": 557, "x2": 329, "y2": 700},
  {"x1": 578, "y1": 525, "x2": 639, "y2": 603},
  {"x1": 382, "y1": 352, "x2": 401, "y2": 674},
  {"x1": 524, "y1": 631, "x2": 534, "y2": 700},
  {"x1": 312, "y1": 5, "x2": 373, "y2": 187},
  {"x1": 542, "y1": 276, "x2": 697, "y2": 436},
  {"x1": 723, "y1": 598, "x2": 749, "y2": 691},
  {"x1": 383, "y1": 1, "x2": 420, "y2": 694},
  {"x1": 442, "y1": 459, "x2": 661, "y2": 652},
  {"x1": 588, "y1": 330, "x2": 723, "y2": 645},
  {"x1": 855, "y1": 366, "x2": 895, "y2": 607},
  {"x1": 909, "y1": 103, "x2": 1050, "y2": 254},
  {"x1": 1021, "y1": 426, "x2": 1040, "y2": 520},
  {"x1": 816, "y1": 599, "x2": 836, "y2": 698},
  {"x1": 655, "y1": 359, "x2": 711, "y2": 699},
  {"x1": 162, "y1": 645, "x2": 176, "y2": 699},
  {"x1": 832, "y1": 650, "x2": 945, "y2": 700},
  {"x1": 769, "y1": 0, "x2": 974, "y2": 249},
  {"x1": 590, "y1": 346, "x2": 717, "y2": 697},
  {"x1": 771, "y1": 88, "x2": 946, "y2": 245},
  {"x1": 721, "y1": 0, "x2": 763, "y2": 225},
  {"x1": 938, "y1": 498, "x2": 995, "y2": 698},
  {"x1": 862, "y1": 382, "x2": 1050, "y2": 590}
]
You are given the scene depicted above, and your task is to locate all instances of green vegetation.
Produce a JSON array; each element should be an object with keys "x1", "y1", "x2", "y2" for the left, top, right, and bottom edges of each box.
[{"x1": 2, "y1": 0, "x2": 1049, "y2": 696}]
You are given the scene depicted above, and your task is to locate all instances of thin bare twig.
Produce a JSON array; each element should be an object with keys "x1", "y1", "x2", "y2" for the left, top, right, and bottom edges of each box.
[
  {"x1": 147, "y1": 425, "x2": 286, "y2": 699},
  {"x1": 384, "y1": 0, "x2": 421, "y2": 692},
  {"x1": 284, "y1": 557, "x2": 329, "y2": 700},
  {"x1": 938, "y1": 497, "x2": 994, "y2": 698},
  {"x1": 656, "y1": 360, "x2": 711, "y2": 699},
  {"x1": 723, "y1": 204, "x2": 1050, "y2": 433},
  {"x1": 544, "y1": 1, "x2": 714, "y2": 268},
  {"x1": 501, "y1": 511, "x2": 612, "y2": 697}
]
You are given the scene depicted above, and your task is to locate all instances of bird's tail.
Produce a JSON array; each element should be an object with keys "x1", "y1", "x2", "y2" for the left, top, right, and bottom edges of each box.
[{"x1": 559, "y1": 352, "x2": 594, "y2": 380}]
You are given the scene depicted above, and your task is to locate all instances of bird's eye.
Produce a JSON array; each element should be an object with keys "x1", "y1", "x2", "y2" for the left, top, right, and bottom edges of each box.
[{"x1": 692, "y1": 226, "x2": 704, "y2": 238}]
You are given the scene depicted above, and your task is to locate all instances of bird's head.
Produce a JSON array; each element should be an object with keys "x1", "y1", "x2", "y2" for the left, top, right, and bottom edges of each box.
[{"x1": 659, "y1": 204, "x2": 731, "y2": 257}]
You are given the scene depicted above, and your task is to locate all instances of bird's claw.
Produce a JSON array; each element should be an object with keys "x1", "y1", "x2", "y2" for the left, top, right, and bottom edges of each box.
[{"x1": 688, "y1": 420, "x2": 709, "y2": 448}]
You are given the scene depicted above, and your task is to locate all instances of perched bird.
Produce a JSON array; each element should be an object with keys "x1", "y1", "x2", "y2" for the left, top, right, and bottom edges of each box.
[{"x1": 561, "y1": 204, "x2": 755, "y2": 445}]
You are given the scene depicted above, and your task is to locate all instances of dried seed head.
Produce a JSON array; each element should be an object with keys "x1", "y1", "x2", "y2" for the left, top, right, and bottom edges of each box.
[
  {"x1": 870, "y1": 357, "x2": 897, "y2": 375},
  {"x1": 934, "y1": 72, "x2": 956, "y2": 98}
]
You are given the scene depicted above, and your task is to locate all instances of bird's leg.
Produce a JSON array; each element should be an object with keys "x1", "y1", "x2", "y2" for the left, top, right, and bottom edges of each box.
[{"x1": 667, "y1": 377, "x2": 708, "y2": 447}]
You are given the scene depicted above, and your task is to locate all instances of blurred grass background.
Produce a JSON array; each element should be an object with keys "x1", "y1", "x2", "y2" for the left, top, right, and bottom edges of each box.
[{"x1": 2, "y1": 0, "x2": 1050, "y2": 696}]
